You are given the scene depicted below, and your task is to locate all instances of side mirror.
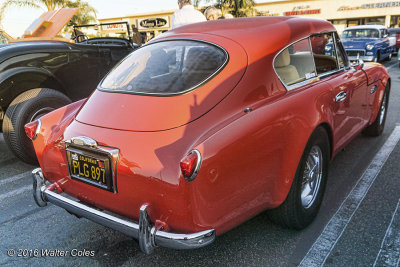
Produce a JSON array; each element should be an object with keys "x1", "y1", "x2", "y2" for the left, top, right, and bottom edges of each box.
[
  {"x1": 352, "y1": 58, "x2": 364, "y2": 70},
  {"x1": 383, "y1": 34, "x2": 388, "y2": 38}
]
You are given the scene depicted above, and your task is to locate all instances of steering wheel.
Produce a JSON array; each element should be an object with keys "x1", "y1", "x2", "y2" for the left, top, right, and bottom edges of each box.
[{"x1": 72, "y1": 34, "x2": 89, "y2": 43}]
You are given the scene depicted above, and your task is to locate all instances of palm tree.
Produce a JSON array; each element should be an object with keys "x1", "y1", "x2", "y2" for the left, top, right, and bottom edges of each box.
[{"x1": 0, "y1": 0, "x2": 97, "y2": 26}]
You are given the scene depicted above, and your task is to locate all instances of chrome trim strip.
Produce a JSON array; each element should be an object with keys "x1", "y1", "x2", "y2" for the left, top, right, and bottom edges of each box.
[
  {"x1": 31, "y1": 119, "x2": 41, "y2": 141},
  {"x1": 32, "y1": 168, "x2": 216, "y2": 254}
]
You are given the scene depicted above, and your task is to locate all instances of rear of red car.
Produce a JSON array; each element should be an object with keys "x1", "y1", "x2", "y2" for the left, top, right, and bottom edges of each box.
[{"x1": 29, "y1": 36, "x2": 248, "y2": 253}]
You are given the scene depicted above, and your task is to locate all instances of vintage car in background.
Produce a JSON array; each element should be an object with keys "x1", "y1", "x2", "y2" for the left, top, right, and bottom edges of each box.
[
  {"x1": 397, "y1": 48, "x2": 400, "y2": 67},
  {"x1": 29, "y1": 17, "x2": 390, "y2": 254},
  {"x1": 0, "y1": 21, "x2": 139, "y2": 165},
  {"x1": 388, "y1": 28, "x2": 400, "y2": 52},
  {"x1": 341, "y1": 25, "x2": 393, "y2": 62},
  {"x1": 0, "y1": 29, "x2": 13, "y2": 44}
]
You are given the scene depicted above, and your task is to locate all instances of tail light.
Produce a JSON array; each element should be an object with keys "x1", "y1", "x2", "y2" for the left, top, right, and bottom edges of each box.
[
  {"x1": 24, "y1": 119, "x2": 41, "y2": 140},
  {"x1": 180, "y1": 149, "x2": 202, "y2": 182}
]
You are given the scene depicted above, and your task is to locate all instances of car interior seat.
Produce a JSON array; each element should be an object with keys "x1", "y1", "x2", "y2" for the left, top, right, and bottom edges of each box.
[{"x1": 274, "y1": 48, "x2": 300, "y2": 85}]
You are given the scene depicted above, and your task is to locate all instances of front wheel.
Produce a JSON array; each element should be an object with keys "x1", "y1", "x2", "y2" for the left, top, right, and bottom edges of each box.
[
  {"x1": 2, "y1": 88, "x2": 71, "y2": 165},
  {"x1": 363, "y1": 84, "x2": 390, "y2": 137},
  {"x1": 268, "y1": 127, "x2": 330, "y2": 229}
]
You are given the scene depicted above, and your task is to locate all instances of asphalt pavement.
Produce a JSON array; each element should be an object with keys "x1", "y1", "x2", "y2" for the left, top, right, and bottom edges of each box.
[{"x1": 0, "y1": 59, "x2": 400, "y2": 267}]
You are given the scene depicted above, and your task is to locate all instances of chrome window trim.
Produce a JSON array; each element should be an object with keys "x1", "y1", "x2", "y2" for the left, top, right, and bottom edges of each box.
[
  {"x1": 273, "y1": 31, "x2": 349, "y2": 91},
  {"x1": 98, "y1": 38, "x2": 229, "y2": 97},
  {"x1": 308, "y1": 37, "x2": 318, "y2": 75},
  {"x1": 273, "y1": 36, "x2": 315, "y2": 91},
  {"x1": 333, "y1": 31, "x2": 350, "y2": 70}
]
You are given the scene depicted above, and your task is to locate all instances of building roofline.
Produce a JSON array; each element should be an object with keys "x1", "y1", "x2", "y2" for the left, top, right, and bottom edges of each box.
[{"x1": 255, "y1": 0, "x2": 318, "y2": 6}]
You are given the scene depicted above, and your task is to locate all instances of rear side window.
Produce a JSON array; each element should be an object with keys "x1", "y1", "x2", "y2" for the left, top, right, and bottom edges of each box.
[
  {"x1": 100, "y1": 40, "x2": 227, "y2": 95},
  {"x1": 274, "y1": 38, "x2": 316, "y2": 86}
]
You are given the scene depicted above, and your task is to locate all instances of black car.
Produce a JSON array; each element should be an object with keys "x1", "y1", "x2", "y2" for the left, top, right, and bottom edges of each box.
[{"x1": 0, "y1": 22, "x2": 139, "y2": 164}]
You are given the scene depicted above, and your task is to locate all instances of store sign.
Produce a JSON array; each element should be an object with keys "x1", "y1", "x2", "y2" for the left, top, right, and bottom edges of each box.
[
  {"x1": 338, "y1": 1, "x2": 400, "y2": 11},
  {"x1": 138, "y1": 17, "x2": 169, "y2": 29},
  {"x1": 284, "y1": 9, "x2": 321, "y2": 16},
  {"x1": 101, "y1": 24, "x2": 126, "y2": 32}
]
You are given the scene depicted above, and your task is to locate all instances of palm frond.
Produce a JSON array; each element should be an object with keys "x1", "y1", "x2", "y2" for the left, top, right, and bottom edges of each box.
[{"x1": 0, "y1": 0, "x2": 42, "y2": 24}]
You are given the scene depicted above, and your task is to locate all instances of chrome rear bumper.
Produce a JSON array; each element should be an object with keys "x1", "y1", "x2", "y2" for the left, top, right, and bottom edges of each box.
[{"x1": 32, "y1": 168, "x2": 215, "y2": 254}]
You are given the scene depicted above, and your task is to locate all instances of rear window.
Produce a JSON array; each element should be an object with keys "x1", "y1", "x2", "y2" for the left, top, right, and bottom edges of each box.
[{"x1": 100, "y1": 40, "x2": 227, "y2": 95}]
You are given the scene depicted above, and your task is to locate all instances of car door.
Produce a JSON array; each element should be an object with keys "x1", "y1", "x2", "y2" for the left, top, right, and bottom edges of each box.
[
  {"x1": 56, "y1": 44, "x2": 102, "y2": 101},
  {"x1": 313, "y1": 32, "x2": 368, "y2": 150}
]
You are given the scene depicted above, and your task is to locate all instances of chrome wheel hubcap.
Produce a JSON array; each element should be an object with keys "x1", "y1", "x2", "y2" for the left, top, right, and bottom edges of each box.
[
  {"x1": 379, "y1": 93, "x2": 387, "y2": 125},
  {"x1": 301, "y1": 145, "x2": 323, "y2": 209}
]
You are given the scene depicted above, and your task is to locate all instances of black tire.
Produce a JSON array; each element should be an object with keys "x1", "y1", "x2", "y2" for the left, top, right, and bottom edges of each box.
[
  {"x1": 363, "y1": 84, "x2": 390, "y2": 137},
  {"x1": 268, "y1": 127, "x2": 330, "y2": 229},
  {"x1": 2, "y1": 88, "x2": 71, "y2": 165},
  {"x1": 374, "y1": 51, "x2": 380, "y2": 62},
  {"x1": 385, "y1": 52, "x2": 392, "y2": 61}
]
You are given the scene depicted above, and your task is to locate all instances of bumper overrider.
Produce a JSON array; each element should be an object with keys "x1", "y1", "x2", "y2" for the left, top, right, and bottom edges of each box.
[{"x1": 32, "y1": 168, "x2": 216, "y2": 254}]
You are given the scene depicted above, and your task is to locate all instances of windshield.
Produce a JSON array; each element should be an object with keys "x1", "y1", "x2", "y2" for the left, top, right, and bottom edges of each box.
[
  {"x1": 100, "y1": 40, "x2": 227, "y2": 95},
  {"x1": 74, "y1": 22, "x2": 130, "y2": 39},
  {"x1": 342, "y1": 29, "x2": 380, "y2": 39}
]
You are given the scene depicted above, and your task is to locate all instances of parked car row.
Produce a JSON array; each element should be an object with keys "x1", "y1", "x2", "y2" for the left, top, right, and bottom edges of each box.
[{"x1": 22, "y1": 17, "x2": 390, "y2": 254}]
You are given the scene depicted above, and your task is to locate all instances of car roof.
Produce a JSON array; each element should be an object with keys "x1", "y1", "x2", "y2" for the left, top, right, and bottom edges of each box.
[
  {"x1": 157, "y1": 16, "x2": 335, "y2": 58},
  {"x1": 388, "y1": 28, "x2": 400, "y2": 33},
  {"x1": 344, "y1": 25, "x2": 386, "y2": 31}
]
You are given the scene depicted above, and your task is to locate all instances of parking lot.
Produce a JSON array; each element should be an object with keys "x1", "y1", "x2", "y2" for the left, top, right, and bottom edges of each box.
[{"x1": 1, "y1": 59, "x2": 399, "y2": 267}]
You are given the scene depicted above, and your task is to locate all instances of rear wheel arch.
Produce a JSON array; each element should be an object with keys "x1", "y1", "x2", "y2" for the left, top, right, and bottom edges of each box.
[
  {"x1": 268, "y1": 125, "x2": 330, "y2": 229},
  {"x1": 2, "y1": 88, "x2": 72, "y2": 164},
  {"x1": 317, "y1": 123, "x2": 333, "y2": 161},
  {"x1": 0, "y1": 68, "x2": 66, "y2": 110}
]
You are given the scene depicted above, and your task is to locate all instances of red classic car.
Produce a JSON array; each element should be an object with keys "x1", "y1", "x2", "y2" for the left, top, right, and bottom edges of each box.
[{"x1": 28, "y1": 17, "x2": 390, "y2": 254}]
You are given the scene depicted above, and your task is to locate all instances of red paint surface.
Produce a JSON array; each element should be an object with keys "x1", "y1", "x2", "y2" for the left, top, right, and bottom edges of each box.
[{"x1": 32, "y1": 17, "x2": 390, "y2": 235}]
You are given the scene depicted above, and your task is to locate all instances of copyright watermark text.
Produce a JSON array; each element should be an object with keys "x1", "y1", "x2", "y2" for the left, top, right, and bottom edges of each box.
[{"x1": 7, "y1": 248, "x2": 95, "y2": 258}]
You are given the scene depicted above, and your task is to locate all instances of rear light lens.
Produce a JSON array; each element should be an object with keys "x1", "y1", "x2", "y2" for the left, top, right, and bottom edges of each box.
[
  {"x1": 24, "y1": 119, "x2": 41, "y2": 140},
  {"x1": 180, "y1": 149, "x2": 202, "y2": 182}
]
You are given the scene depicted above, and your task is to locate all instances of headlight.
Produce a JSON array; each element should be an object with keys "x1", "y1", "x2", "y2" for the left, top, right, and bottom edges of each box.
[
  {"x1": 366, "y1": 44, "x2": 374, "y2": 50},
  {"x1": 325, "y1": 46, "x2": 332, "y2": 51}
]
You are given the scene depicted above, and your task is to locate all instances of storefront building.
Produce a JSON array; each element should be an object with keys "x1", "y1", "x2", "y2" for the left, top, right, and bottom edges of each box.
[
  {"x1": 255, "y1": 0, "x2": 400, "y2": 33},
  {"x1": 98, "y1": 0, "x2": 400, "y2": 41},
  {"x1": 98, "y1": 10, "x2": 174, "y2": 43}
]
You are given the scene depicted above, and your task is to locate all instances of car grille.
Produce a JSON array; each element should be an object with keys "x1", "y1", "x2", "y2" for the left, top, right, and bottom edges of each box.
[{"x1": 345, "y1": 50, "x2": 365, "y2": 57}]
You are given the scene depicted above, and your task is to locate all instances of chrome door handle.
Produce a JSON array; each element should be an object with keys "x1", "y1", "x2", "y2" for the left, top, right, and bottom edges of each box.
[
  {"x1": 335, "y1": 91, "x2": 347, "y2": 102},
  {"x1": 370, "y1": 85, "x2": 378, "y2": 94}
]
